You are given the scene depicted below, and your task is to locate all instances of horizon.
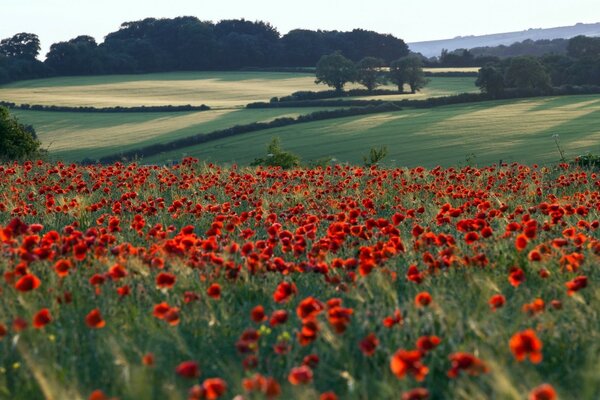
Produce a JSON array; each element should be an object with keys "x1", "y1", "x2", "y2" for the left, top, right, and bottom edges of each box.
[{"x1": 2, "y1": 0, "x2": 600, "y2": 58}]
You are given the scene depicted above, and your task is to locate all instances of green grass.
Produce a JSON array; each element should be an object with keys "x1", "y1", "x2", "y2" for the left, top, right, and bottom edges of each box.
[
  {"x1": 142, "y1": 95, "x2": 600, "y2": 166},
  {"x1": 0, "y1": 72, "x2": 476, "y2": 108},
  {"x1": 12, "y1": 108, "x2": 333, "y2": 161}
]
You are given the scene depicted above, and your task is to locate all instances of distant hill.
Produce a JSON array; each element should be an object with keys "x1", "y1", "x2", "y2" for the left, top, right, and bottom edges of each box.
[{"x1": 409, "y1": 22, "x2": 600, "y2": 58}]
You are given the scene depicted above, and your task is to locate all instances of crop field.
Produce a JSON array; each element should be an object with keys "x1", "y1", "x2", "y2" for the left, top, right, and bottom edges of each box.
[
  {"x1": 0, "y1": 160, "x2": 598, "y2": 400},
  {"x1": 144, "y1": 95, "x2": 600, "y2": 167},
  {"x1": 10, "y1": 107, "x2": 333, "y2": 162},
  {"x1": 0, "y1": 72, "x2": 477, "y2": 108}
]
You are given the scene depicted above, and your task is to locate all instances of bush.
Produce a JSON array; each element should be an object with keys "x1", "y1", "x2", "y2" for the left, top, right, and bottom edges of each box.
[
  {"x1": 0, "y1": 106, "x2": 42, "y2": 160},
  {"x1": 251, "y1": 137, "x2": 300, "y2": 169}
]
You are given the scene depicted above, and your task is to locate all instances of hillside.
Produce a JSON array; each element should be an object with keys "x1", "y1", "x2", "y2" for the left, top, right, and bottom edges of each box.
[{"x1": 409, "y1": 22, "x2": 600, "y2": 57}]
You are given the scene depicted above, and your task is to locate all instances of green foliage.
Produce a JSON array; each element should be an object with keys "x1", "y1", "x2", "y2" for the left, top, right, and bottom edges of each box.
[
  {"x1": 389, "y1": 56, "x2": 429, "y2": 93},
  {"x1": 251, "y1": 137, "x2": 300, "y2": 169},
  {"x1": 476, "y1": 65, "x2": 505, "y2": 98},
  {"x1": 355, "y1": 57, "x2": 385, "y2": 91},
  {"x1": 567, "y1": 35, "x2": 600, "y2": 59},
  {"x1": 504, "y1": 57, "x2": 551, "y2": 91},
  {"x1": 574, "y1": 153, "x2": 600, "y2": 169},
  {"x1": 315, "y1": 52, "x2": 356, "y2": 92},
  {"x1": 363, "y1": 145, "x2": 388, "y2": 167},
  {"x1": 0, "y1": 33, "x2": 40, "y2": 59},
  {"x1": 0, "y1": 106, "x2": 41, "y2": 160}
]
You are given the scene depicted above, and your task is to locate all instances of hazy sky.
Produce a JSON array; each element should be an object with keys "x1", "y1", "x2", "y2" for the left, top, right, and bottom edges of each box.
[{"x1": 2, "y1": 0, "x2": 600, "y2": 57}]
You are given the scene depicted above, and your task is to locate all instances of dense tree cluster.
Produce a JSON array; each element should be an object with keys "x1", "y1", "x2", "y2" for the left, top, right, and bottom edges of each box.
[
  {"x1": 475, "y1": 36, "x2": 600, "y2": 97},
  {"x1": 0, "y1": 106, "x2": 42, "y2": 160},
  {"x1": 0, "y1": 17, "x2": 409, "y2": 83}
]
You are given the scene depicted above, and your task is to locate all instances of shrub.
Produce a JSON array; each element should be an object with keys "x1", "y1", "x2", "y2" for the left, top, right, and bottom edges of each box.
[
  {"x1": 251, "y1": 137, "x2": 300, "y2": 169},
  {"x1": 0, "y1": 106, "x2": 42, "y2": 160}
]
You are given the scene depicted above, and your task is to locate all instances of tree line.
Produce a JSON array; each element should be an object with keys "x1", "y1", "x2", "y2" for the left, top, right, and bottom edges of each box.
[{"x1": 0, "y1": 17, "x2": 409, "y2": 84}]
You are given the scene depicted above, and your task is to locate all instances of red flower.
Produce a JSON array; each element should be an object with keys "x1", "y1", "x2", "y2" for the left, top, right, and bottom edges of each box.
[
  {"x1": 402, "y1": 388, "x2": 430, "y2": 400},
  {"x1": 565, "y1": 276, "x2": 587, "y2": 296},
  {"x1": 515, "y1": 234, "x2": 528, "y2": 251},
  {"x1": 508, "y1": 267, "x2": 525, "y2": 287},
  {"x1": 156, "y1": 272, "x2": 176, "y2": 289},
  {"x1": 142, "y1": 353, "x2": 154, "y2": 366},
  {"x1": 320, "y1": 392, "x2": 338, "y2": 400},
  {"x1": 202, "y1": 378, "x2": 227, "y2": 399},
  {"x1": 164, "y1": 307, "x2": 180, "y2": 326},
  {"x1": 296, "y1": 297, "x2": 325, "y2": 321},
  {"x1": 15, "y1": 273, "x2": 41, "y2": 292},
  {"x1": 415, "y1": 292, "x2": 432, "y2": 308},
  {"x1": 54, "y1": 259, "x2": 72, "y2": 278},
  {"x1": 529, "y1": 384, "x2": 557, "y2": 400},
  {"x1": 510, "y1": 329, "x2": 543, "y2": 363},
  {"x1": 176, "y1": 360, "x2": 200, "y2": 378},
  {"x1": 359, "y1": 333, "x2": 379, "y2": 356},
  {"x1": 383, "y1": 309, "x2": 403, "y2": 328},
  {"x1": 269, "y1": 310, "x2": 289, "y2": 327},
  {"x1": 85, "y1": 309, "x2": 105, "y2": 329},
  {"x1": 288, "y1": 365, "x2": 313, "y2": 385},
  {"x1": 447, "y1": 352, "x2": 489, "y2": 378},
  {"x1": 390, "y1": 349, "x2": 429, "y2": 381},
  {"x1": 33, "y1": 308, "x2": 52, "y2": 329},
  {"x1": 489, "y1": 294, "x2": 506, "y2": 311},
  {"x1": 207, "y1": 283, "x2": 221, "y2": 299},
  {"x1": 153, "y1": 302, "x2": 171, "y2": 319},
  {"x1": 108, "y1": 264, "x2": 127, "y2": 280},
  {"x1": 273, "y1": 281, "x2": 297, "y2": 303},
  {"x1": 416, "y1": 335, "x2": 441, "y2": 353},
  {"x1": 250, "y1": 305, "x2": 267, "y2": 323}
]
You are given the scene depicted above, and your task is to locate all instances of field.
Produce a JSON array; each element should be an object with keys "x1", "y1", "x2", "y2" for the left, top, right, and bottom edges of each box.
[
  {"x1": 0, "y1": 161, "x2": 598, "y2": 400},
  {"x1": 0, "y1": 73, "x2": 477, "y2": 108},
  {"x1": 143, "y1": 95, "x2": 600, "y2": 167}
]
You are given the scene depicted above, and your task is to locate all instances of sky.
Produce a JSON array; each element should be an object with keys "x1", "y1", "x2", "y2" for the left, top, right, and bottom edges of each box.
[{"x1": 2, "y1": 0, "x2": 600, "y2": 57}]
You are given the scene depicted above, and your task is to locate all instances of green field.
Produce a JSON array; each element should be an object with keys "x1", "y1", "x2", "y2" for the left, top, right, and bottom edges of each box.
[
  {"x1": 142, "y1": 95, "x2": 600, "y2": 166},
  {"x1": 0, "y1": 72, "x2": 477, "y2": 108},
  {"x1": 12, "y1": 108, "x2": 333, "y2": 161}
]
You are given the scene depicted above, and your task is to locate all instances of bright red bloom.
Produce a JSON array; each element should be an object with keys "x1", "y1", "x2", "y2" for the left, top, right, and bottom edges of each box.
[
  {"x1": 85, "y1": 309, "x2": 105, "y2": 329},
  {"x1": 288, "y1": 365, "x2": 313, "y2": 385},
  {"x1": 156, "y1": 272, "x2": 176, "y2": 289},
  {"x1": 320, "y1": 392, "x2": 338, "y2": 400},
  {"x1": 529, "y1": 384, "x2": 557, "y2": 400},
  {"x1": 390, "y1": 349, "x2": 429, "y2": 381},
  {"x1": 447, "y1": 352, "x2": 489, "y2": 378},
  {"x1": 383, "y1": 309, "x2": 403, "y2": 328},
  {"x1": 108, "y1": 264, "x2": 127, "y2": 280},
  {"x1": 510, "y1": 329, "x2": 543, "y2": 363},
  {"x1": 489, "y1": 294, "x2": 506, "y2": 311},
  {"x1": 416, "y1": 335, "x2": 441, "y2": 353},
  {"x1": 207, "y1": 283, "x2": 221, "y2": 299},
  {"x1": 202, "y1": 378, "x2": 227, "y2": 399},
  {"x1": 142, "y1": 353, "x2": 154, "y2": 366},
  {"x1": 273, "y1": 281, "x2": 297, "y2": 303},
  {"x1": 565, "y1": 276, "x2": 587, "y2": 295},
  {"x1": 269, "y1": 310, "x2": 288, "y2": 326},
  {"x1": 164, "y1": 307, "x2": 180, "y2": 326},
  {"x1": 515, "y1": 234, "x2": 529, "y2": 251},
  {"x1": 402, "y1": 388, "x2": 430, "y2": 400},
  {"x1": 250, "y1": 305, "x2": 267, "y2": 323},
  {"x1": 296, "y1": 297, "x2": 325, "y2": 321},
  {"x1": 15, "y1": 273, "x2": 41, "y2": 292},
  {"x1": 415, "y1": 292, "x2": 432, "y2": 308},
  {"x1": 359, "y1": 333, "x2": 379, "y2": 356},
  {"x1": 176, "y1": 360, "x2": 200, "y2": 378},
  {"x1": 54, "y1": 259, "x2": 72, "y2": 278},
  {"x1": 508, "y1": 267, "x2": 525, "y2": 287},
  {"x1": 33, "y1": 308, "x2": 52, "y2": 329},
  {"x1": 153, "y1": 302, "x2": 171, "y2": 319}
]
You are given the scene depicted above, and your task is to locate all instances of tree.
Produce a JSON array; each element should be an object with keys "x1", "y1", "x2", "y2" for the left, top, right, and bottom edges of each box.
[
  {"x1": 0, "y1": 107, "x2": 42, "y2": 160},
  {"x1": 475, "y1": 65, "x2": 505, "y2": 98},
  {"x1": 567, "y1": 35, "x2": 600, "y2": 59},
  {"x1": 0, "y1": 33, "x2": 40, "y2": 59},
  {"x1": 315, "y1": 51, "x2": 356, "y2": 91},
  {"x1": 504, "y1": 56, "x2": 551, "y2": 91},
  {"x1": 389, "y1": 56, "x2": 429, "y2": 93},
  {"x1": 356, "y1": 57, "x2": 385, "y2": 91},
  {"x1": 251, "y1": 137, "x2": 300, "y2": 169}
]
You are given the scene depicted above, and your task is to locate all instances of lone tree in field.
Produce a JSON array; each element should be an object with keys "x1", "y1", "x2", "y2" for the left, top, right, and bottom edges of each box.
[
  {"x1": 476, "y1": 65, "x2": 505, "y2": 98},
  {"x1": 251, "y1": 137, "x2": 300, "y2": 169},
  {"x1": 504, "y1": 56, "x2": 551, "y2": 91},
  {"x1": 315, "y1": 51, "x2": 356, "y2": 92},
  {"x1": 0, "y1": 106, "x2": 42, "y2": 160},
  {"x1": 356, "y1": 57, "x2": 385, "y2": 91},
  {"x1": 389, "y1": 56, "x2": 428, "y2": 93}
]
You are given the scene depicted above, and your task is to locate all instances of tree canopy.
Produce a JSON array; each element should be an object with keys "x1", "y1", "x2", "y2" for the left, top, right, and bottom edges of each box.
[
  {"x1": 315, "y1": 52, "x2": 357, "y2": 91},
  {"x1": 0, "y1": 106, "x2": 42, "y2": 160}
]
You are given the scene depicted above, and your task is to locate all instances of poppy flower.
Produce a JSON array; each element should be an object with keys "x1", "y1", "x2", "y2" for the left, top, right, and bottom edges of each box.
[
  {"x1": 288, "y1": 365, "x2": 313, "y2": 385},
  {"x1": 529, "y1": 384, "x2": 557, "y2": 400},
  {"x1": 416, "y1": 335, "x2": 441, "y2": 353},
  {"x1": 402, "y1": 388, "x2": 430, "y2": 400},
  {"x1": 447, "y1": 352, "x2": 489, "y2": 378},
  {"x1": 508, "y1": 267, "x2": 525, "y2": 287},
  {"x1": 296, "y1": 297, "x2": 324, "y2": 321},
  {"x1": 54, "y1": 259, "x2": 72, "y2": 277},
  {"x1": 176, "y1": 360, "x2": 200, "y2": 378},
  {"x1": 156, "y1": 272, "x2": 176, "y2": 289},
  {"x1": 273, "y1": 281, "x2": 297, "y2": 303},
  {"x1": 207, "y1": 283, "x2": 221, "y2": 299},
  {"x1": 202, "y1": 378, "x2": 227, "y2": 399},
  {"x1": 510, "y1": 329, "x2": 543, "y2": 363},
  {"x1": 359, "y1": 333, "x2": 379, "y2": 356},
  {"x1": 108, "y1": 264, "x2": 127, "y2": 280},
  {"x1": 33, "y1": 308, "x2": 52, "y2": 329},
  {"x1": 250, "y1": 305, "x2": 267, "y2": 323},
  {"x1": 320, "y1": 392, "x2": 338, "y2": 400},
  {"x1": 302, "y1": 354, "x2": 320, "y2": 369},
  {"x1": 489, "y1": 294, "x2": 506, "y2": 311},
  {"x1": 142, "y1": 353, "x2": 154, "y2": 366},
  {"x1": 88, "y1": 390, "x2": 110, "y2": 400},
  {"x1": 383, "y1": 309, "x2": 403, "y2": 328},
  {"x1": 415, "y1": 292, "x2": 432, "y2": 308},
  {"x1": 153, "y1": 302, "x2": 171, "y2": 319},
  {"x1": 565, "y1": 276, "x2": 587, "y2": 296},
  {"x1": 15, "y1": 273, "x2": 41, "y2": 292},
  {"x1": 390, "y1": 349, "x2": 429, "y2": 381},
  {"x1": 515, "y1": 234, "x2": 528, "y2": 251},
  {"x1": 85, "y1": 309, "x2": 105, "y2": 329},
  {"x1": 0, "y1": 323, "x2": 7, "y2": 339},
  {"x1": 269, "y1": 310, "x2": 288, "y2": 327},
  {"x1": 164, "y1": 307, "x2": 180, "y2": 326}
]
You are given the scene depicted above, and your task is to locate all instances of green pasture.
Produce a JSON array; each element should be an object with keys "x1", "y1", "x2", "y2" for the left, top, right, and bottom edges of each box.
[{"x1": 142, "y1": 95, "x2": 600, "y2": 167}]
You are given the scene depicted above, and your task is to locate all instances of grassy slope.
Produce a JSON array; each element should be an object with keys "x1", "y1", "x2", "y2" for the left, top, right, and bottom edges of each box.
[
  {"x1": 0, "y1": 72, "x2": 476, "y2": 108},
  {"x1": 12, "y1": 108, "x2": 332, "y2": 161},
  {"x1": 143, "y1": 95, "x2": 600, "y2": 167}
]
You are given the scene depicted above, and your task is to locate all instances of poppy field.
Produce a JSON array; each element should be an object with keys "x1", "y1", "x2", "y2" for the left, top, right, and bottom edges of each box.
[{"x1": 0, "y1": 159, "x2": 598, "y2": 400}]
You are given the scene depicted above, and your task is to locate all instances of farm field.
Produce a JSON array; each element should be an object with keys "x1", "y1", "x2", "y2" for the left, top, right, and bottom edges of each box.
[
  {"x1": 10, "y1": 107, "x2": 333, "y2": 162},
  {"x1": 0, "y1": 161, "x2": 598, "y2": 400},
  {"x1": 144, "y1": 95, "x2": 600, "y2": 167},
  {"x1": 0, "y1": 72, "x2": 477, "y2": 108}
]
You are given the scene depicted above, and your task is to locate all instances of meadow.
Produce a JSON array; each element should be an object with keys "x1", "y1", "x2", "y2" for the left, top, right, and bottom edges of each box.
[
  {"x1": 143, "y1": 95, "x2": 600, "y2": 167},
  {"x1": 0, "y1": 160, "x2": 597, "y2": 400}
]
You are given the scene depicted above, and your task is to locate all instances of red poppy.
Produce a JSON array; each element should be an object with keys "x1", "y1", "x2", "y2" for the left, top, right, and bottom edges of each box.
[
  {"x1": 320, "y1": 392, "x2": 338, "y2": 400},
  {"x1": 85, "y1": 309, "x2": 105, "y2": 329},
  {"x1": 416, "y1": 335, "x2": 441, "y2": 353},
  {"x1": 402, "y1": 388, "x2": 430, "y2": 400},
  {"x1": 156, "y1": 272, "x2": 176, "y2": 289},
  {"x1": 489, "y1": 294, "x2": 506, "y2": 311},
  {"x1": 273, "y1": 281, "x2": 297, "y2": 303},
  {"x1": 207, "y1": 283, "x2": 221, "y2": 299},
  {"x1": 164, "y1": 307, "x2": 180, "y2": 326},
  {"x1": 359, "y1": 333, "x2": 379, "y2": 356},
  {"x1": 515, "y1": 234, "x2": 528, "y2": 251},
  {"x1": 54, "y1": 259, "x2": 72, "y2": 277},
  {"x1": 508, "y1": 267, "x2": 525, "y2": 287},
  {"x1": 33, "y1": 308, "x2": 52, "y2": 329},
  {"x1": 153, "y1": 302, "x2": 171, "y2": 319},
  {"x1": 383, "y1": 309, "x2": 403, "y2": 328},
  {"x1": 202, "y1": 378, "x2": 227, "y2": 399},
  {"x1": 108, "y1": 264, "x2": 127, "y2": 280},
  {"x1": 288, "y1": 365, "x2": 313, "y2": 385},
  {"x1": 415, "y1": 292, "x2": 432, "y2": 308},
  {"x1": 250, "y1": 305, "x2": 267, "y2": 323},
  {"x1": 269, "y1": 310, "x2": 288, "y2": 326},
  {"x1": 176, "y1": 360, "x2": 200, "y2": 378},
  {"x1": 565, "y1": 276, "x2": 587, "y2": 296},
  {"x1": 15, "y1": 273, "x2": 41, "y2": 292},
  {"x1": 390, "y1": 349, "x2": 429, "y2": 381},
  {"x1": 447, "y1": 352, "x2": 489, "y2": 378},
  {"x1": 510, "y1": 329, "x2": 543, "y2": 363},
  {"x1": 142, "y1": 353, "x2": 154, "y2": 366},
  {"x1": 296, "y1": 297, "x2": 325, "y2": 321},
  {"x1": 529, "y1": 384, "x2": 557, "y2": 400}
]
